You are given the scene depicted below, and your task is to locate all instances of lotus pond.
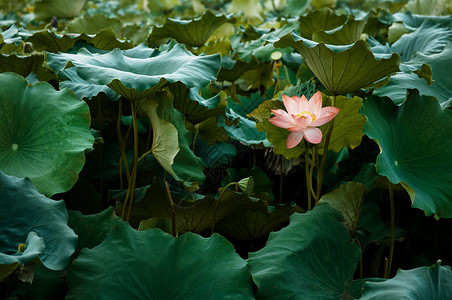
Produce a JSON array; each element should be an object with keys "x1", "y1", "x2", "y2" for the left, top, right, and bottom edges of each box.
[{"x1": 1, "y1": 0, "x2": 452, "y2": 299}]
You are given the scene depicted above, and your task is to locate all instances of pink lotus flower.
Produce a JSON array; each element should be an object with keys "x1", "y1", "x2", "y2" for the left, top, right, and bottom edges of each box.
[{"x1": 269, "y1": 91, "x2": 340, "y2": 148}]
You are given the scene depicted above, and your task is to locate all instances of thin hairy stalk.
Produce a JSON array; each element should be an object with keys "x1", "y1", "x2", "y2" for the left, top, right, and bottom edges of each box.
[
  {"x1": 165, "y1": 181, "x2": 177, "y2": 237},
  {"x1": 211, "y1": 182, "x2": 237, "y2": 235},
  {"x1": 387, "y1": 181, "x2": 395, "y2": 278},
  {"x1": 97, "y1": 99, "x2": 104, "y2": 206},
  {"x1": 139, "y1": 123, "x2": 153, "y2": 177},
  {"x1": 355, "y1": 237, "x2": 363, "y2": 279},
  {"x1": 117, "y1": 99, "x2": 131, "y2": 186},
  {"x1": 316, "y1": 95, "x2": 336, "y2": 200},
  {"x1": 304, "y1": 140, "x2": 312, "y2": 210},
  {"x1": 125, "y1": 101, "x2": 140, "y2": 222}
]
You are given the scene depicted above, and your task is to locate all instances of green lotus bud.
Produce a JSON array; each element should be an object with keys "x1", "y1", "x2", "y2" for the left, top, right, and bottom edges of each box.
[{"x1": 238, "y1": 176, "x2": 254, "y2": 195}]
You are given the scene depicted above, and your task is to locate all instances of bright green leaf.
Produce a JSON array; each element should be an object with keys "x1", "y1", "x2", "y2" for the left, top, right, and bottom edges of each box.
[
  {"x1": 0, "y1": 72, "x2": 93, "y2": 196},
  {"x1": 360, "y1": 90, "x2": 452, "y2": 218}
]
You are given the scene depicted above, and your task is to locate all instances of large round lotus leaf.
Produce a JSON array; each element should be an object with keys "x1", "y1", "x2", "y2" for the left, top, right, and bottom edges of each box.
[
  {"x1": 66, "y1": 223, "x2": 254, "y2": 299},
  {"x1": 247, "y1": 203, "x2": 361, "y2": 299},
  {"x1": 360, "y1": 261, "x2": 452, "y2": 299},
  {"x1": 0, "y1": 72, "x2": 94, "y2": 196},
  {"x1": 274, "y1": 32, "x2": 400, "y2": 95},
  {"x1": 360, "y1": 90, "x2": 452, "y2": 218},
  {"x1": 0, "y1": 171, "x2": 77, "y2": 271},
  {"x1": 47, "y1": 43, "x2": 221, "y2": 102},
  {"x1": 148, "y1": 10, "x2": 236, "y2": 47}
]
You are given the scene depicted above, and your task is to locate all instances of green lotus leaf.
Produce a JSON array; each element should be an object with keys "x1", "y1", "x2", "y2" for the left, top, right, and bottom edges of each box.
[
  {"x1": 0, "y1": 25, "x2": 29, "y2": 54},
  {"x1": 392, "y1": 11, "x2": 452, "y2": 30},
  {"x1": 253, "y1": 88, "x2": 365, "y2": 158},
  {"x1": 361, "y1": 261, "x2": 452, "y2": 299},
  {"x1": 114, "y1": 177, "x2": 263, "y2": 233},
  {"x1": 360, "y1": 90, "x2": 452, "y2": 218},
  {"x1": 34, "y1": 0, "x2": 87, "y2": 20},
  {"x1": 57, "y1": 67, "x2": 121, "y2": 101},
  {"x1": 217, "y1": 56, "x2": 260, "y2": 82},
  {"x1": 147, "y1": 10, "x2": 236, "y2": 47},
  {"x1": 26, "y1": 29, "x2": 132, "y2": 53},
  {"x1": 274, "y1": 32, "x2": 401, "y2": 95},
  {"x1": 141, "y1": 92, "x2": 205, "y2": 187},
  {"x1": 0, "y1": 72, "x2": 93, "y2": 196},
  {"x1": 219, "y1": 92, "x2": 271, "y2": 147},
  {"x1": 0, "y1": 53, "x2": 57, "y2": 82},
  {"x1": 391, "y1": 20, "x2": 452, "y2": 63},
  {"x1": 312, "y1": 16, "x2": 366, "y2": 45},
  {"x1": 247, "y1": 203, "x2": 361, "y2": 299},
  {"x1": 298, "y1": 8, "x2": 347, "y2": 40},
  {"x1": 216, "y1": 202, "x2": 302, "y2": 242},
  {"x1": 68, "y1": 207, "x2": 123, "y2": 255},
  {"x1": 374, "y1": 42, "x2": 452, "y2": 107},
  {"x1": 318, "y1": 182, "x2": 367, "y2": 235},
  {"x1": 64, "y1": 14, "x2": 124, "y2": 36},
  {"x1": 66, "y1": 223, "x2": 254, "y2": 299},
  {"x1": 47, "y1": 43, "x2": 221, "y2": 102},
  {"x1": 170, "y1": 82, "x2": 226, "y2": 125},
  {"x1": 0, "y1": 171, "x2": 77, "y2": 271}
]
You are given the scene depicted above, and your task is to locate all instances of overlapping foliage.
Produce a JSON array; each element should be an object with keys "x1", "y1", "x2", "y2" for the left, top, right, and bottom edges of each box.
[{"x1": 1, "y1": 0, "x2": 452, "y2": 299}]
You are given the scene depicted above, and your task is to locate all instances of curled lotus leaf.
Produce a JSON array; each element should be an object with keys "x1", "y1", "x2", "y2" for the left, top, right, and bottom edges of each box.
[
  {"x1": 47, "y1": 43, "x2": 221, "y2": 102},
  {"x1": 274, "y1": 32, "x2": 401, "y2": 95}
]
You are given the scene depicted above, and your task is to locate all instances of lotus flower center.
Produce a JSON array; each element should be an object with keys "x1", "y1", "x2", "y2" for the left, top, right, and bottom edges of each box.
[
  {"x1": 296, "y1": 111, "x2": 316, "y2": 121},
  {"x1": 11, "y1": 144, "x2": 18, "y2": 151}
]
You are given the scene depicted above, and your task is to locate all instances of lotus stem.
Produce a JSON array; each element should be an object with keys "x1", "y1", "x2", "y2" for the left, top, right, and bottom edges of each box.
[
  {"x1": 315, "y1": 95, "x2": 336, "y2": 201},
  {"x1": 125, "y1": 101, "x2": 139, "y2": 222},
  {"x1": 304, "y1": 140, "x2": 312, "y2": 210},
  {"x1": 165, "y1": 181, "x2": 177, "y2": 237},
  {"x1": 211, "y1": 182, "x2": 237, "y2": 235},
  {"x1": 386, "y1": 181, "x2": 395, "y2": 278}
]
